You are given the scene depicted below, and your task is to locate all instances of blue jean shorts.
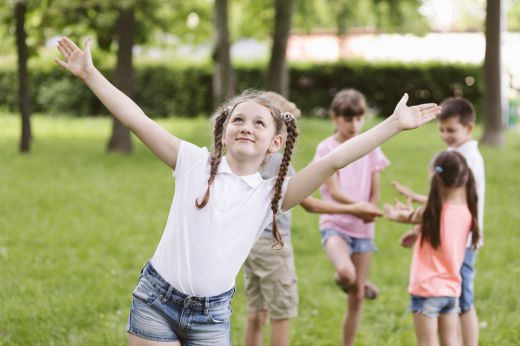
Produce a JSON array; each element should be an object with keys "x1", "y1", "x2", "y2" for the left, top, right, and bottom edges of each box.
[
  {"x1": 460, "y1": 248, "x2": 477, "y2": 313},
  {"x1": 126, "y1": 261, "x2": 234, "y2": 345},
  {"x1": 320, "y1": 229, "x2": 376, "y2": 254},
  {"x1": 409, "y1": 296, "x2": 460, "y2": 318}
]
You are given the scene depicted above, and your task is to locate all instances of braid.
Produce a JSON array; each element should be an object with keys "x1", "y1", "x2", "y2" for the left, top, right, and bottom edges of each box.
[
  {"x1": 270, "y1": 113, "x2": 299, "y2": 247},
  {"x1": 195, "y1": 109, "x2": 228, "y2": 208}
]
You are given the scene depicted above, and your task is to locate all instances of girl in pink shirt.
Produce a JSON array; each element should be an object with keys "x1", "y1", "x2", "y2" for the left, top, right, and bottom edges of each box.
[
  {"x1": 385, "y1": 151, "x2": 479, "y2": 346},
  {"x1": 314, "y1": 89, "x2": 389, "y2": 346}
]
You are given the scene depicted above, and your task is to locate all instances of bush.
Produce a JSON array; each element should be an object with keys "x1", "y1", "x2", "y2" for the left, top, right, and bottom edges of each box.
[{"x1": 0, "y1": 61, "x2": 483, "y2": 118}]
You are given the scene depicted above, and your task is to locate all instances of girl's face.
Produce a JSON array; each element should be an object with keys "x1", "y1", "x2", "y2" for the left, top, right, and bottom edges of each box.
[
  {"x1": 223, "y1": 100, "x2": 282, "y2": 162},
  {"x1": 333, "y1": 114, "x2": 364, "y2": 141}
]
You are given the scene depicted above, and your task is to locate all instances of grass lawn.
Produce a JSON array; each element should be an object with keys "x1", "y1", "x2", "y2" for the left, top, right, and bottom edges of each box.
[{"x1": 1, "y1": 113, "x2": 519, "y2": 345}]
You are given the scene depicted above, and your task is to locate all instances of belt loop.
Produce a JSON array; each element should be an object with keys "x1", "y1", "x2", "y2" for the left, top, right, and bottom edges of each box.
[
  {"x1": 204, "y1": 297, "x2": 209, "y2": 315},
  {"x1": 164, "y1": 285, "x2": 174, "y2": 303}
]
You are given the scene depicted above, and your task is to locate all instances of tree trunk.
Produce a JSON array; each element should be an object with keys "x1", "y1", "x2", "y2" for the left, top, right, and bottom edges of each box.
[
  {"x1": 107, "y1": 6, "x2": 134, "y2": 153},
  {"x1": 212, "y1": 0, "x2": 234, "y2": 106},
  {"x1": 481, "y1": 0, "x2": 504, "y2": 147},
  {"x1": 15, "y1": 0, "x2": 31, "y2": 153},
  {"x1": 267, "y1": 0, "x2": 294, "y2": 97}
]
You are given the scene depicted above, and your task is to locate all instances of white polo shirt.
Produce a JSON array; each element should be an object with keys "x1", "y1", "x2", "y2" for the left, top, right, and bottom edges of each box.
[{"x1": 151, "y1": 141, "x2": 289, "y2": 297}]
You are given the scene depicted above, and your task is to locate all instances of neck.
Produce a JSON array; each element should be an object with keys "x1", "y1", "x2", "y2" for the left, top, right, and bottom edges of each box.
[
  {"x1": 334, "y1": 132, "x2": 353, "y2": 143},
  {"x1": 226, "y1": 154, "x2": 263, "y2": 176},
  {"x1": 442, "y1": 186, "x2": 466, "y2": 204}
]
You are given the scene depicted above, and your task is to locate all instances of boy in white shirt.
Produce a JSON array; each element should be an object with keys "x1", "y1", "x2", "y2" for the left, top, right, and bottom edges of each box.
[{"x1": 392, "y1": 98, "x2": 485, "y2": 346}]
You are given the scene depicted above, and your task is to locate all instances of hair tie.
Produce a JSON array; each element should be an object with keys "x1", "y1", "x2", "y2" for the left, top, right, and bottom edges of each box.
[
  {"x1": 282, "y1": 112, "x2": 294, "y2": 123},
  {"x1": 434, "y1": 165, "x2": 443, "y2": 173}
]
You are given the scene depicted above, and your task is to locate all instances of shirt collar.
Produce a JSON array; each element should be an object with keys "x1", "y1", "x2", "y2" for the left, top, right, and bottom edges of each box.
[
  {"x1": 218, "y1": 156, "x2": 263, "y2": 188},
  {"x1": 449, "y1": 139, "x2": 477, "y2": 152}
]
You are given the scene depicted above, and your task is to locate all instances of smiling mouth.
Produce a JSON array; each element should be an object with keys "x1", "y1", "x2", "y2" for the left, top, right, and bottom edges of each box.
[{"x1": 236, "y1": 137, "x2": 255, "y2": 142}]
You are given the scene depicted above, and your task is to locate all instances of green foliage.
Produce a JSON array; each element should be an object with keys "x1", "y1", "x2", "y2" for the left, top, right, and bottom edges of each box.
[
  {"x1": 0, "y1": 114, "x2": 519, "y2": 345},
  {"x1": 0, "y1": 61, "x2": 483, "y2": 119}
]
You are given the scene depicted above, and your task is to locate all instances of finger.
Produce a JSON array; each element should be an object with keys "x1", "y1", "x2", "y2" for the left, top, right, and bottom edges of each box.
[
  {"x1": 398, "y1": 93, "x2": 409, "y2": 107},
  {"x1": 406, "y1": 197, "x2": 413, "y2": 209},
  {"x1": 62, "y1": 36, "x2": 81, "y2": 52},
  {"x1": 54, "y1": 57, "x2": 68, "y2": 69},
  {"x1": 83, "y1": 37, "x2": 92, "y2": 54},
  {"x1": 419, "y1": 108, "x2": 442, "y2": 124},
  {"x1": 58, "y1": 39, "x2": 73, "y2": 56},
  {"x1": 418, "y1": 103, "x2": 439, "y2": 111},
  {"x1": 57, "y1": 45, "x2": 70, "y2": 59}
]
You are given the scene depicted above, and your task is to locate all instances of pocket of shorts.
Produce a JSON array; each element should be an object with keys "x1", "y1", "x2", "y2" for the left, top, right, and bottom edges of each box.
[
  {"x1": 209, "y1": 303, "x2": 232, "y2": 324},
  {"x1": 132, "y1": 275, "x2": 160, "y2": 306}
]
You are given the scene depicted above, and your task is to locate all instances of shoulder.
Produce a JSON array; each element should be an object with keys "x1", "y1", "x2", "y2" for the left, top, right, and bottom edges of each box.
[{"x1": 315, "y1": 135, "x2": 336, "y2": 155}]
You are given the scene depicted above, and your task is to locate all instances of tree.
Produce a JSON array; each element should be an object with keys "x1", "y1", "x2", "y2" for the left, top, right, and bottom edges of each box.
[
  {"x1": 14, "y1": 0, "x2": 31, "y2": 152},
  {"x1": 481, "y1": 0, "x2": 504, "y2": 147},
  {"x1": 107, "y1": 5, "x2": 135, "y2": 153},
  {"x1": 266, "y1": 0, "x2": 295, "y2": 96},
  {"x1": 212, "y1": 0, "x2": 234, "y2": 105}
]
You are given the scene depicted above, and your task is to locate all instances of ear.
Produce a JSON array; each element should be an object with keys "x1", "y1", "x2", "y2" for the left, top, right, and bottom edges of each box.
[
  {"x1": 269, "y1": 134, "x2": 284, "y2": 153},
  {"x1": 466, "y1": 122, "x2": 474, "y2": 134}
]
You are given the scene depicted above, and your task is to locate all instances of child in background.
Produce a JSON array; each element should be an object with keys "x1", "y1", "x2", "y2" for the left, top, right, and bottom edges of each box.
[
  {"x1": 392, "y1": 98, "x2": 484, "y2": 346},
  {"x1": 385, "y1": 151, "x2": 479, "y2": 346},
  {"x1": 243, "y1": 92, "x2": 384, "y2": 346},
  {"x1": 56, "y1": 37, "x2": 441, "y2": 345},
  {"x1": 314, "y1": 89, "x2": 390, "y2": 346}
]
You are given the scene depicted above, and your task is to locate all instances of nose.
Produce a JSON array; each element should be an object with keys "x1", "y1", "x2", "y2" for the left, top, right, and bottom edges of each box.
[{"x1": 240, "y1": 123, "x2": 252, "y2": 134}]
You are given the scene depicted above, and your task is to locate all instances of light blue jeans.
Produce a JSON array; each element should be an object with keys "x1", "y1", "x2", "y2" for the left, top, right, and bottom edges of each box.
[{"x1": 127, "y1": 261, "x2": 234, "y2": 345}]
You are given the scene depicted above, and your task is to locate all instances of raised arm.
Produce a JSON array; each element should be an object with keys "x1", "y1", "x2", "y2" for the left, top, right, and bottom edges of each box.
[
  {"x1": 55, "y1": 37, "x2": 180, "y2": 169},
  {"x1": 282, "y1": 94, "x2": 441, "y2": 210},
  {"x1": 391, "y1": 180, "x2": 427, "y2": 204}
]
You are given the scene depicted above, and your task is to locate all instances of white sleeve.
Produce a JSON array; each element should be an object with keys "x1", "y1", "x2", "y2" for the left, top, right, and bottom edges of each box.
[{"x1": 173, "y1": 141, "x2": 209, "y2": 179}]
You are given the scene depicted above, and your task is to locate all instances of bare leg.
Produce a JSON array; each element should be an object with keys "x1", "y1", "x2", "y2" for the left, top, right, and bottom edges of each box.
[
  {"x1": 412, "y1": 313, "x2": 439, "y2": 346},
  {"x1": 244, "y1": 310, "x2": 268, "y2": 346},
  {"x1": 341, "y1": 252, "x2": 371, "y2": 346},
  {"x1": 439, "y1": 313, "x2": 461, "y2": 346},
  {"x1": 324, "y1": 236, "x2": 356, "y2": 288},
  {"x1": 459, "y1": 308, "x2": 479, "y2": 346},
  {"x1": 270, "y1": 318, "x2": 290, "y2": 346},
  {"x1": 128, "y1": 334, "x2": 181, "y2": 346}
]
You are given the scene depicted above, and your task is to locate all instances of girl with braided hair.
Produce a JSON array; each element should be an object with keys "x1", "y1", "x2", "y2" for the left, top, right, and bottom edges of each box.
[
  {"x1": 56, "y1": 37, "x2": 441, "y2": 346},
  {"x1": 384, "y1": 151, "x2": 479, "y2": 346}
]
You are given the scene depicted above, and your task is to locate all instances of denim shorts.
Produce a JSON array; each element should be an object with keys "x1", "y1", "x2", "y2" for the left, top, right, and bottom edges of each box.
[
  {"x1": 320, "y1": 229, "x2": 376, "y2": 254},
  {"x1": 126, "y1": 261, "x2": 234, "y2": 345},
  {"x1": 460, "y1": 248, "x2": 477, "y2": 313},
  {"x1": 409, "y1": 296, "x2": 460, "y2": 318}
]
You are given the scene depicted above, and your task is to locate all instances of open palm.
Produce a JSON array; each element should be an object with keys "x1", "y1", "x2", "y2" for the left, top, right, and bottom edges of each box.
[
  {"x1": 392, "y1": 93, "x2": 442, "y2": 130},
  {"x1": 55, "y1": 37, "x2": 94, "y2": 80}
]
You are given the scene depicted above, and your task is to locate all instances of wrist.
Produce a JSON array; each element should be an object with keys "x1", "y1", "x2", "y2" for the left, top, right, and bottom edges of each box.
[{"x1": 81, "y1": 66, "x2": 97, "y2": 82}]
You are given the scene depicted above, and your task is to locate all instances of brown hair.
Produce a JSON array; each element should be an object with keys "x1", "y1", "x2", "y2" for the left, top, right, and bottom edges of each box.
[
  {"x1": 438, "y1": 97, "x2": 476, "y2": 126},
  {"x1": 195, "y1": 90, "x2": 299, "y2": 247},
  {"x1": 330, "y1": 89, "x2": 366, "y2": 119},
  {"x1": 421, "y1": 151, "x2": 479, "y2": 249}
]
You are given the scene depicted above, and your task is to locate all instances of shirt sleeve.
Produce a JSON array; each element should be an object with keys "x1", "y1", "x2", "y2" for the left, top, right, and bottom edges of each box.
[
  {"x1": 173, "y1": 141, "x2": 210, "y2": 179},
  {"x1": 313, "y1": 140, "x2": 332, "y2": 161},
  {"x1": 371, "y1": 147, "x2": 390, "y2": 172}
]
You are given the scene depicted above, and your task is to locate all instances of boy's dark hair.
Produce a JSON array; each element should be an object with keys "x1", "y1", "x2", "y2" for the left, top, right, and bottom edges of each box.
[
  {"x1": 330, "y1": 89, "x2": 366, "y2": 119},
  {"x1": 439, "y1": 97, "x2": 476, "y2": 126},
  {"x1": 421, "y1": 151, "x2": 479, "y2": 250}
]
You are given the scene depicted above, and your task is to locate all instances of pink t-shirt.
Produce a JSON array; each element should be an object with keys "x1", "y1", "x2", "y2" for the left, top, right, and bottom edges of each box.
[
  {"x1": 409, "y1": 204, "x2": 472, "y2": 297},
  {"x1": 314, "y1": 135, "x2": 390, "y2": 239}
]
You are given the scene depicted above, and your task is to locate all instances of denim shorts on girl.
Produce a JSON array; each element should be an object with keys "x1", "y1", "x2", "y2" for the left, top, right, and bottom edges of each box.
[
  {"x1": 320, "y1": 229, "x2": 376, "y2": 254},
  {"x1": 409, "y1": 296, "x2": 460, "y2": 318},
  {"x1": 126, "y1": 261, "x2": 234, "y2": 345}
]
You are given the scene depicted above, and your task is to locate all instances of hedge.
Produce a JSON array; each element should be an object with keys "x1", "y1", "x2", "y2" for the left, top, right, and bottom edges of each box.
[{"x1": 0, "y1": 61, "x2": 482, "y2": 119}]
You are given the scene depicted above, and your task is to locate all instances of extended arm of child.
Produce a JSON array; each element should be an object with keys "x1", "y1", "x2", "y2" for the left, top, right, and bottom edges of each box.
[
  {"x1": 391, "y1": 180, "x2": 427, "y2": 204},
  {"x1": 55, "y1": 37, "x2": 180, "y2": 169},
  {"x1": 282, "y1": 95, "x2": 441, "y2": 210},
  {"x1": 299, "y1": 198, "x2": 383, "y2": 223}
]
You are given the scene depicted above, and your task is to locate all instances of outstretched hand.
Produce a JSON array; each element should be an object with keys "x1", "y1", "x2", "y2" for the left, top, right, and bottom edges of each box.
[
  {"x1": 55, "y1": 37, "x2": 94, "y2": 80},
  {"x1": 383, "y1": 198, "x2": 414, "y2": 222},
  {"x1": 350, "y1": 202, "x2": 384, "y2": 223},
  {"x1": 392, "y1": 93, "x2": 442, "y2": 130},
  {"x1": 391, "y1": 180, "x2": 414, "y2": 199}
]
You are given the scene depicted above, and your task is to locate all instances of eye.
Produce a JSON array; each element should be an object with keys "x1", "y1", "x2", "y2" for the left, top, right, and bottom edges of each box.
[
  {"x1": 232, "y1": 117, "x2": 243, "y2": 124},
  {"x1": 256, "y1": 120, "x2": 266, "y2": 128}
]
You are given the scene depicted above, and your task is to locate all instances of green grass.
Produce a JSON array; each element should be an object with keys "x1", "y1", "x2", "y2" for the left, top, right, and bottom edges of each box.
[{"x1": 1, "y1": 113, "x2": 519, "y2": 345}]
